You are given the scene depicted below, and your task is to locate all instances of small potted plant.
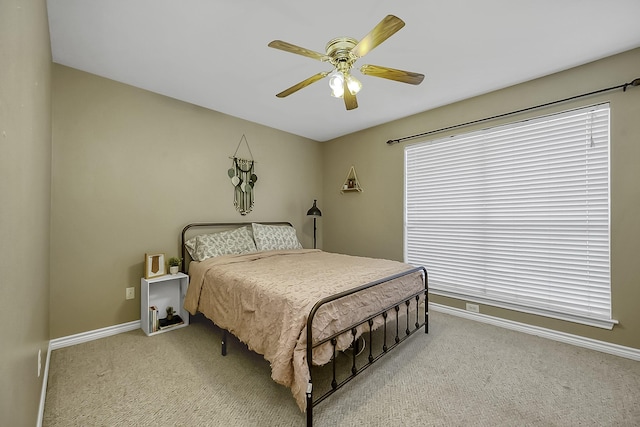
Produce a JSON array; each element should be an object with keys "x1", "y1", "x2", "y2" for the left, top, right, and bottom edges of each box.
[{"x1": 168, "y1": 257, "x2": 181, "y2": 274}]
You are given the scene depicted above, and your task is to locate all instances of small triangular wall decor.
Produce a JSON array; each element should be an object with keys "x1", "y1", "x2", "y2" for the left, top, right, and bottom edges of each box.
[{"x1": 340, "y1": 165, "x2": 363, "y2": 193}]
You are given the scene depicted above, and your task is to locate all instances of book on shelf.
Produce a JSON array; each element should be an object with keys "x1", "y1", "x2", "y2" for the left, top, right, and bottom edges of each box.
[
  {"x1": 158, "y1": 315, "x2": 184, "y2": 330},
  {"x1": 149, "y1": 306, "x2": 158, "y2": 332}
]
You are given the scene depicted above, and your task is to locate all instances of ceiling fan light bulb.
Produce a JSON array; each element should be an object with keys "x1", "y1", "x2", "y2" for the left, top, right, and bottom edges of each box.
[
  {"x1": 330, "y1": 85, "x2": 344, "y2": 98},
  {"x1": 328, "y1": 70, "x2": 344, "y2": 91},
  {"x1": 346, "y1": 75, "x2": 362, "y2": 95}
]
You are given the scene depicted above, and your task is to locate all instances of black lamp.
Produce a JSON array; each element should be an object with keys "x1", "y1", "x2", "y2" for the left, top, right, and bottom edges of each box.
[{"x1": 306, "y1": 199, "x2": 322, "y2": 249}]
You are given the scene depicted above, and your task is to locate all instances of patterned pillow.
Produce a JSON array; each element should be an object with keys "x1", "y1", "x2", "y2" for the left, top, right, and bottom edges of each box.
[
  {"x1": 184, "y1": 236, "x2": 198, "y2": 259},
  {"x1": 191, "y1": 226, "x2": 257, "y2": 261},
  {"x1": 252, "y1": 223, "x2": 303, "y2": 251}
]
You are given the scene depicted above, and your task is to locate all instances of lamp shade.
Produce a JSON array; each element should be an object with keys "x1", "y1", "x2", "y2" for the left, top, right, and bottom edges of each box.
[{"x1": 306, "y1": 199, "x2": 322, "y2": 217}]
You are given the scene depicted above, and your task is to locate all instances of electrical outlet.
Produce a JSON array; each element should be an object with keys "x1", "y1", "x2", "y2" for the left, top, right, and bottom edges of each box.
[
  {"x1": 126, "y1": 287, "x2": 135, "y2": 300},
  {"x1": 38, "y1": 349, "x2": 42, "y2": 377},
  {"x1": 465, "y1": 302, "x2": 480, "y2": 313}
]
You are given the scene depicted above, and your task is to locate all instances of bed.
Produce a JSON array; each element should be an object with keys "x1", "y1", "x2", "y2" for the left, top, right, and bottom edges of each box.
[{"x1": 181, "y1": 222, "x2": 428, "y2": 426}]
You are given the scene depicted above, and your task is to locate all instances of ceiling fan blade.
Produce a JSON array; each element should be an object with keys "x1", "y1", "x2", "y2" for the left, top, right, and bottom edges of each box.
[
  {"x1": 360, "y1": 64, "x2": 425, "y2": 85},
  {"x1": 276, "y1": 72, "x2": 329, "y2": 98},
  {"x1": 268, "y1": 40, "x2": 329, "y2": 62},
  {"x1": 343, "y1": 79, "x2": 358, "y2": 110},
  {"x1": 351, "y1": 15, "x2": 405, "y2": 58}
]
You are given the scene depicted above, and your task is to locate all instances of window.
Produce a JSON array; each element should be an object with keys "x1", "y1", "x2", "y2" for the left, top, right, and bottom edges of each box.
[{"x1": 405, "y1": 104, "x2": 614, "y2": 329}]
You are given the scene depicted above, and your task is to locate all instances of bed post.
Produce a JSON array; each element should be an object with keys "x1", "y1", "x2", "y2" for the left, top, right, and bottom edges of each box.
[
  {"x1": 306, "y1": 381, "x2": 313, "y2": 427},
  {"x1": 180, "y1": 224, "x2": 190, "y2": 274},
  {"x1": 424, "y1": 269, "x2": 429, "y2": 334},
  {"x1": 307, "y1": 298, "x2": 319, "y2": 427}
]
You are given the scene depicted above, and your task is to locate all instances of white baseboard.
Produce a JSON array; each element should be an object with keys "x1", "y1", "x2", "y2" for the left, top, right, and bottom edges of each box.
[
  {"x1": 430, "y1": 303, "x2": 640, "y2": 361},
  {"x1": 38, "y1": 320, "x2": 141, "y2": 426},
  {"x1": 50, "y1": 320, "x2": 141, "y2": 350}
]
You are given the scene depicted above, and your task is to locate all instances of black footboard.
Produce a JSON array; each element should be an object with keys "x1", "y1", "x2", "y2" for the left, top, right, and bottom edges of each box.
[{"x1": 305, "y1": 266, "x2": 428, "y2": 427}]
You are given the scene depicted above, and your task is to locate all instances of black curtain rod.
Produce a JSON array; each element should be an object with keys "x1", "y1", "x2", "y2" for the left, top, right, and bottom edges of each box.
[{"x1": 386, "y1": 77, "x2": 640, "y2": 145}]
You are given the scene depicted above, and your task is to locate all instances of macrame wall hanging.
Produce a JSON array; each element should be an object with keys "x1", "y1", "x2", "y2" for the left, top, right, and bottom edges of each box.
[{"x1": 228, "y1": 134, "x2": 258, "y2": 215}]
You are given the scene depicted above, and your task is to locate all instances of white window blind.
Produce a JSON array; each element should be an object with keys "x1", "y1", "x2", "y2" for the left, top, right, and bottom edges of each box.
[{"x1": 405, "y1": 104, "x2": 614, "y2": 329}]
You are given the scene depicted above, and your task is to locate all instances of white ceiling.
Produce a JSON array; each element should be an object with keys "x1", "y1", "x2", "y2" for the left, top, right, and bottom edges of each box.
[{"x1": 47, "y1": 0, "x2": 640, "y2": 142}]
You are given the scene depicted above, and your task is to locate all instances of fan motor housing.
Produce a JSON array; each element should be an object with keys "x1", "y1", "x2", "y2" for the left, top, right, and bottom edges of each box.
[{"x1": 325, "y1": 37, "x2": 358, "y2": 67}]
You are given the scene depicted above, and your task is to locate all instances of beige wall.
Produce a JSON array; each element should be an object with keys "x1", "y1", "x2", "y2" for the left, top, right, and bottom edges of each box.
[
  {"x1": 50, "y1": 65, "x2": 322, "y2": 338},
  {"x1": 323, "y1": 48, "x2": 640, "y2": 350},
  {"x1": 0, "y1": 0, "x2": 52, "y2": 424}
]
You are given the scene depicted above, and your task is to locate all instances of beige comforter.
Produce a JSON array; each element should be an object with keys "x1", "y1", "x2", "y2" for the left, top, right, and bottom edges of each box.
[{"x1": 184, "y1": 249, "x2": 424, "y2": 411}]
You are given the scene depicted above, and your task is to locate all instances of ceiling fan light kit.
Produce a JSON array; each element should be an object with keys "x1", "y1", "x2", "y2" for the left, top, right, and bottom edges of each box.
[
  {"x1": 268, "y1": 15, "x2": 424, "y2": 110},
  {"x1": 328, "y1": 71, "x2": 362, "y2": 98}
]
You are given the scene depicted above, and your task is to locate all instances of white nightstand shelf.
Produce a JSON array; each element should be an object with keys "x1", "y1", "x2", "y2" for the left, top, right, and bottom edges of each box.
[{"x1": 141, "y1": 272, "x2": 189, "y2": 336}]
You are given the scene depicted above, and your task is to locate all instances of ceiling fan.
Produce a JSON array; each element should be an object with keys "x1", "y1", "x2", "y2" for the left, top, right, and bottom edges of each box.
[{"x1": 268, "y1": 15, "x2": 424, "y2": 111}]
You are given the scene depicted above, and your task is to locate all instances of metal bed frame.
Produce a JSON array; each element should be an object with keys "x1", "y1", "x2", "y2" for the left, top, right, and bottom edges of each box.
[{"x1": 181, "y1": 222, "x2": 428, "y2": 427}]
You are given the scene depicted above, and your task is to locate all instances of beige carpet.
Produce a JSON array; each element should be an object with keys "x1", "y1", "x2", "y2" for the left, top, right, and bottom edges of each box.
[{"x1": 43, "y1": 311, "x2": 640, "y2": 426}]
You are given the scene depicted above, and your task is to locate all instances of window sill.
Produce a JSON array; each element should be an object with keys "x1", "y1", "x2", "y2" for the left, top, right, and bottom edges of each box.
[{"x1": 429, "y1": 289, "x2": 618, "y2": 330}]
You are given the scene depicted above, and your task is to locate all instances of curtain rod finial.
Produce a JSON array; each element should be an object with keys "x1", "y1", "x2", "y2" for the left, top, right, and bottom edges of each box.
[
  {"x1": 623, "y1": 78, "x2": 640, "y2": 92},
  {"x1": 386, "y1": 139, "x2": 397, "y2": 145}
]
